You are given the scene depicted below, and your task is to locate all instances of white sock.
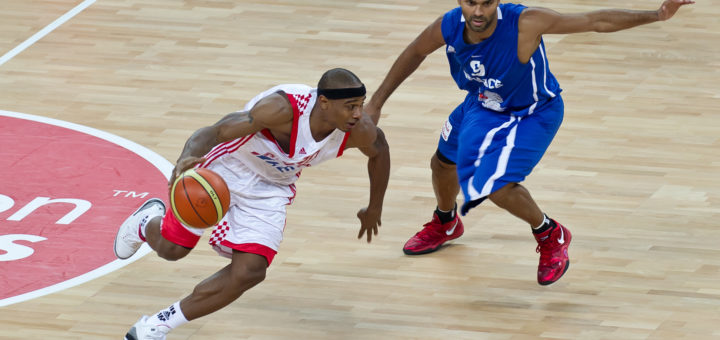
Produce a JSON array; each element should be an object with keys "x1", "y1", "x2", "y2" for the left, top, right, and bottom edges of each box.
[
  {"x1": 146, "y1": 301, "x2": 189, "y2": 329},
  {"x1": 139, "y1": 218, "x2": 149, "y2": 239},
  {"x1": 139, "y1": 214, "x2": 162, "y2": 239}
]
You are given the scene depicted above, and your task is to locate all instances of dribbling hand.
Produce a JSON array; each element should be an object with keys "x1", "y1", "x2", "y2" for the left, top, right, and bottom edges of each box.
[{"x1": 168, "y1": 156, "x2": 206, "y2": 189}]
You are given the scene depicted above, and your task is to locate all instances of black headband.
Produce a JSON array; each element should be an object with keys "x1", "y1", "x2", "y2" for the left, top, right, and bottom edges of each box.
[{"x1": 317, "y1": 84, "x2": 366, "y2": 100}]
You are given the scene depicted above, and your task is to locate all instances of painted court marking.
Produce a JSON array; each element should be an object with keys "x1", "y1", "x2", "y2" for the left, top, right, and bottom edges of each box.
[
  {"x1": 0, "y1": 0, "x2": 166, "y2": 307},
  {"x1": 0, "y1": 110, "x2": 173, "y2": 307}
]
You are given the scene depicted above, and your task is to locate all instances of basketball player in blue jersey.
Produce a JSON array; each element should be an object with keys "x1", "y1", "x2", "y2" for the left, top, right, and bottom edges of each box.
[{"x1": 365, "y1": 0, "x2": 693, "y2": 285}]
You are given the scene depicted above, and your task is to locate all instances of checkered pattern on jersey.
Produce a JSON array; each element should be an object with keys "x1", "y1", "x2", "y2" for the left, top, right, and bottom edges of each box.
[
  {"x1": 208, "y1": 221, "x2": 230, "y2": 247},
  {"x1": 292, "y1": 93, "x2": 311, "y2": 114}
]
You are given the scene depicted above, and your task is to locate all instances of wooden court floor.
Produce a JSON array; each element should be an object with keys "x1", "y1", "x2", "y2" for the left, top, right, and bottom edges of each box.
[{"x1": 1, "y1": 0, "x2": 719, "y2": 339}]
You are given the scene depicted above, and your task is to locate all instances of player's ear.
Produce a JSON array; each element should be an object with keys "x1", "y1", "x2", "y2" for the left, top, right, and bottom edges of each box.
[{"x1": 317, "y1": 94, "x2": 330, "y2": 110}]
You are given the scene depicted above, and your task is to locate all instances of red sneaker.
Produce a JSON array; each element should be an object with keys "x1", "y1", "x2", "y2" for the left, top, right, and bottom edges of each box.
[
  {"x1": 403, "y1": 213, "x2": 464, "y2": 255},
  {"x1": 534, "y1": 220, "x2": 571, "y2": 285}
]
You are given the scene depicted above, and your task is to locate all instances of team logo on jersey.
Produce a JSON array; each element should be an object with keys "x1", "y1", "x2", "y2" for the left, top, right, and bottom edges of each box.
[
  {"x1": 479, "y1": 91, "x2": 505, "y2": 112},
  {"x1": 465, "y1": 57, "x2": 503, "y2": 90},
  {"x1": 463, "y1": 68, "x2": 503, "y2": 90},
  {"x1": 470, "y1": 61, "x2": 486, "y2": 77},
  {"x1": 0, "y1": 111, "x2": 170, "y2": 307},
  {"x1": 252, "y1": 151, "x2": 320, "y2": 173}
]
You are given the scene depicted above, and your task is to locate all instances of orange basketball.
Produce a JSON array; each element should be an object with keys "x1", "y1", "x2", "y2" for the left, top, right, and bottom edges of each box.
[{"x1": 170, "y1": 168, "x2": 230, "y2": 228}]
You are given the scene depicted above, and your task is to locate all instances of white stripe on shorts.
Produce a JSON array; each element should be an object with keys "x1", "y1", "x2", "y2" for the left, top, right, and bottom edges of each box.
[
  {"x1": 468, "y1": 116, "x2": 518, "y2": 201},
  {"x1": 473, "y1": 116, "x2": 517, "y2": 168},
  {"x1": 479, "y1": 121, "x2": 519, "y2": 197}
]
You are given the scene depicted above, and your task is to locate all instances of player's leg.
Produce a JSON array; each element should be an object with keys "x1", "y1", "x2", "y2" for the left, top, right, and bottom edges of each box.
[
  {"x1": 457, "y1": 96, "x2": 570, "y2": 285},
  {"x1": 489, "y1": 182, "x2": 572, "y2": 286},
  {"x1": 125, "y1": 186, "x2": 284, "y2": 339},
  {"x1": 114, "y1": 198, "x2": 202, "y2": 261},
  {"x1": 181, "y1": 251, "x2": 267, "y2": 318},
  {"x1": 487, "y1": 183, "x2": 543, "y2": 227},
  {"x1": 124, "y1": 251, "x2": 267, "y2": 340},
  {"x1": 489, "y1": 181, "x2": 571, "y2": 285},
  {"x1": 403, "y1": 100, "x2": 466, "y2": 255},
  {"x1": 145, "y1": 211, "x2": 201, "y2": 260},
  {"x1": 431, "y1": 151, "x2": 460, "y2": 212},
  {"x1": 174, "y1": 190, "x2": 281, "y2": 321},
  {"x1": 501, "y1": 98, "x2": 569, "y2": 285}
]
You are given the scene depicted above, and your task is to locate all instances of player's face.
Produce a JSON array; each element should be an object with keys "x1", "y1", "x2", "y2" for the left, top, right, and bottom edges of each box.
[
  {"x1": 332, "y1": 97, "x2": 365, "y2": 132},
  {"x1": 459, "y1": 0, "x2": 499, "y2": 33}
]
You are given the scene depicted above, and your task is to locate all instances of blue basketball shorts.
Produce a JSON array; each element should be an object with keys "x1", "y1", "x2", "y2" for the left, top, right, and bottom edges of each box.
[{"x1": 437, "y1": 94, "x2": 564, "y2": 215}]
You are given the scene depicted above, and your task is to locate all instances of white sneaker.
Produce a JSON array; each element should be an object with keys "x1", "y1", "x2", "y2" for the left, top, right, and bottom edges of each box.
[
  {"x1": 124, "y1": 315, "x2": 170, "y2": 340},
  {"x1": 114, "y1": 198, "x2": 166, "y2": 260}
]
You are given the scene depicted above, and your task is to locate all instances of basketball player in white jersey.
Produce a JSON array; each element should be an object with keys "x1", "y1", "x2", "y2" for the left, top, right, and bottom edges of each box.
[{"x1": 113, "y1": 68, "x2": 389, "y2": 340}]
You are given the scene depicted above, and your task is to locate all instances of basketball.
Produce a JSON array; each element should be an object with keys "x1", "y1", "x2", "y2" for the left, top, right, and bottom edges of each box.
[{"x1": 170, "y1": 168, "x2": 230, "y2": 228}]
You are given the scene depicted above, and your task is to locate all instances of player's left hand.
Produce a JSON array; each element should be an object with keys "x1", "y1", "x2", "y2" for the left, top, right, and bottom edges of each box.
[
  {"x1": 657, "y1": 0, "x2": 694, "y2": 21},
  {"x1": 168, "y1": 156, "x2": 206, "y2": 190},
  {"x1": 356, "y1": 207, "x2": 382, "y2": 243}
]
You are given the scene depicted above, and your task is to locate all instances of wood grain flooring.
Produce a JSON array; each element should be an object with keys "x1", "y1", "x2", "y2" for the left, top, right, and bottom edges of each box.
[{"x1": 0, "y1": 0, "x2": 718, "y2": 339}]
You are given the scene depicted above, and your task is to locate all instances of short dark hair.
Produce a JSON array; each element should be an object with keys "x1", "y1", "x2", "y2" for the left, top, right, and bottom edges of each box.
[{"x1": 317, "y1": 68, "x2": 362, "y2": 90}]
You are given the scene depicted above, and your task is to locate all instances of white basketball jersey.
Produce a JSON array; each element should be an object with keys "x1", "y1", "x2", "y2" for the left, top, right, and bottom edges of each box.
[{"x1": 198, "y1": 84, "x2": 350, "y2": 187}]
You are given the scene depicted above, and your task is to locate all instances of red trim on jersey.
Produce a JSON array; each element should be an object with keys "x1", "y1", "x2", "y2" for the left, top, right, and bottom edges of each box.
[
  {"x1": 260, "y1": 129, "x2": 279, "y2": 147},
  {"x1": 260, "y1": 128, "x2": 294, "y2": 157},
  {"x1": 160, "y1": 211, "x2": 202, "y2": 248},
  {"x1": 288, "y1": 183, "x2": 297, "y2": 204},
  {"x1": 336, "y1": 131, "x2": 351, "y2": 157},
  {"x1": 284, "y1": 94, "x2": 301, "y2": 158},
  {"x1": 199, "y1": 134, "x2": 254, "y2": 168},
  {"x1": 219, "y1": 241, "x2": 277, "y2": 266}
]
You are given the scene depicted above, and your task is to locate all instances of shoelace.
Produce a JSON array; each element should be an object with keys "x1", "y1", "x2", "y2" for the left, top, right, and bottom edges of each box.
[
  {"x1": 536, "y1": 244, "x2": 556, "y2": 269},
  {"x1": 536, "y1": 235, "x2": 562, "y2": 266}
]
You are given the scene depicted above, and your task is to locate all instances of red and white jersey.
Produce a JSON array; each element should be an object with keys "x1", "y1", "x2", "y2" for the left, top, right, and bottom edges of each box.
[{"x1": 198, "y1": 84, "x2": 350, "y2": 188}]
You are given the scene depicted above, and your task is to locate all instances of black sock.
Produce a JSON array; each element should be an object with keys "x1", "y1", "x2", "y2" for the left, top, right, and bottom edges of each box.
[
  {"x1": 531, "y1": 214, "x2": 556, "y2": 234},
  {"x1": 435, "y1": 204, "x2": 457, "y2": 224}
]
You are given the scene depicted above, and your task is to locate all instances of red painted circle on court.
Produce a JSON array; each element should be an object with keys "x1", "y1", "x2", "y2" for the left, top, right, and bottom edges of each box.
[{"x1": 0, "y1": 113, "x2": 170, "y2": 303}]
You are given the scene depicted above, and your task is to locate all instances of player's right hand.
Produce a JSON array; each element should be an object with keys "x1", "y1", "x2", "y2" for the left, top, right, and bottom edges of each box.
[
  {"x1": 168, "y1": 156, "x2": 206, "y2": 189},
  {"x1": 657, "y1": 0, "x2": 694, "y2": 21},
  {"x1": 356, "y1": 207, "x2": 382, "y2": 243}
]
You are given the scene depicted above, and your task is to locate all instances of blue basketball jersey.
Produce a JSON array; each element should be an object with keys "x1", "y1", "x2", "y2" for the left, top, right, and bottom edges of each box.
[{"x1": 441, "y1": 3, "x2": 561, "y2": 116}]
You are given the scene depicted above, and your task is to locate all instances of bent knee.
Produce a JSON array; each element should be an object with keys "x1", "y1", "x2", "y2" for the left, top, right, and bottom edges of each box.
[
  {"x1": 431, "y1": 153, "x2": 456, "y2": 171},
  {"x1": 488, "y1": 183, "x2": 519, "y2": 202},
  {"x1": 156, "y1": 243, "x2": 191, "y2": 261},
  {"x1": 230, "y1": 255, "x2": 268, "y2": 288},
  {"x1": 233, "y1": 265, "x2": 266, "y2": 287}
]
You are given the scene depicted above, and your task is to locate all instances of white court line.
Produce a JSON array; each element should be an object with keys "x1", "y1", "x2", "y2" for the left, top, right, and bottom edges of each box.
[{"x1": 0, "y1": 0, "x2": 96, "y2": 67}]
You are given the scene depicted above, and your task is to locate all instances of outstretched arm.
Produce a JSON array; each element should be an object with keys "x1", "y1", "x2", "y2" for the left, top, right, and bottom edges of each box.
[
  {"x1": 522, "y1": 0, "x2": 694, "y2": 36},
  {"x1": 170, "y1": 93, "x2": 292, "y2": 185},
  {"x1": 345, "y1": 114, "x2": 390, "y2": 242},
  {"x1": 365, "y1": 16, "x2": 446, "y2": 125}
]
